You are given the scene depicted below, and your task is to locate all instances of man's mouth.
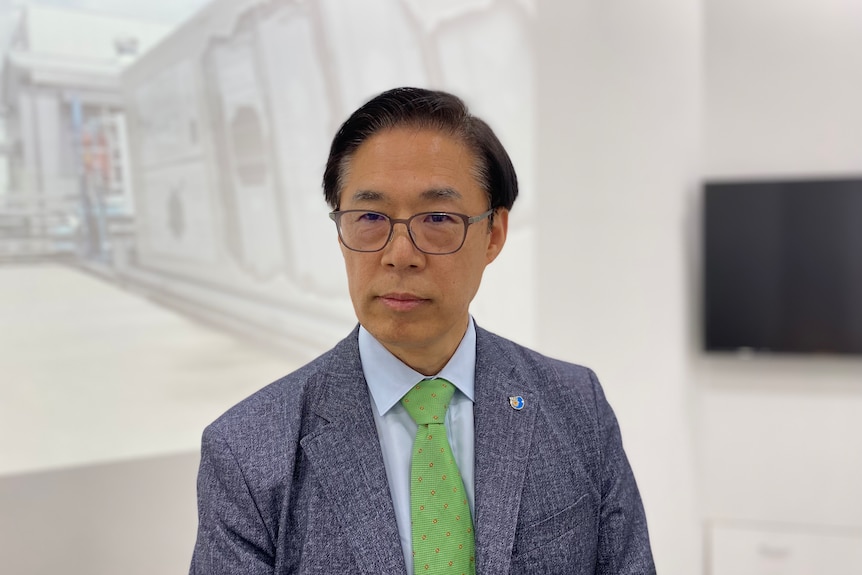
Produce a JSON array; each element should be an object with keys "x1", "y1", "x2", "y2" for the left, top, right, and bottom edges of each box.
[{"x1": 378, "y1": 293, "x2": 429, "y2": 312}]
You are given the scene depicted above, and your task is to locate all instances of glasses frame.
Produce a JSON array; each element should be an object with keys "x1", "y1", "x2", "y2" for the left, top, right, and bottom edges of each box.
[{"x1": 329, "y1": 208, "x2": 495, "y2": 255}]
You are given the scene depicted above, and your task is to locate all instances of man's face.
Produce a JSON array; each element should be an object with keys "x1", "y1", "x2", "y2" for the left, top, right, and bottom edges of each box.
[{"x1": 337, "y1": 126, "x2": 508, "y2": 374}]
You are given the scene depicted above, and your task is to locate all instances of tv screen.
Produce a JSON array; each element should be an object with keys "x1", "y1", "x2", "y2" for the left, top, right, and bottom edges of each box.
[{"x1": 703, "y1": 177, "x2": 862, "y2": 354}]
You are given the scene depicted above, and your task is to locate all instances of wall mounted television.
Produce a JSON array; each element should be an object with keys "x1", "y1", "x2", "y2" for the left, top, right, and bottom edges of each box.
[{"x1": 703, "y1": 177, "x2": 862, "y2": 355}]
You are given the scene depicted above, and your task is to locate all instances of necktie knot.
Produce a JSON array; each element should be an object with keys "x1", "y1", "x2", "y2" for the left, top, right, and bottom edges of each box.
[{"x1": 401, "y1": 378, "x2": 455, "y2": 425}]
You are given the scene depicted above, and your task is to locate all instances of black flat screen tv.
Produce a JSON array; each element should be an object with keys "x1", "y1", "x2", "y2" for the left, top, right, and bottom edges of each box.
[{"x1": 703, "y1": 177, "x2": 862, "y2": 355}]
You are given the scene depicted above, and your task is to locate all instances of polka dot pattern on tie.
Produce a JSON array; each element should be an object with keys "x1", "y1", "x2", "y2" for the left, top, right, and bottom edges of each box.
[{"x1": 401, "y1": 379, "x2": 475, "y2": 574}]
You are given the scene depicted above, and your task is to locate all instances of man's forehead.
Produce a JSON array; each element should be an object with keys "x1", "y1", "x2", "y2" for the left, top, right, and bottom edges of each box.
[{"x1": 337, "y1": 126, "x2": 487, "y2": 208}]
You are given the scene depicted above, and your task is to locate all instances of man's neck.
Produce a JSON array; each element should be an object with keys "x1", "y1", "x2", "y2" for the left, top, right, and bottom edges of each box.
[
  {"x1": 384, "y1": 341, "x2": 460, "y2": 377},
  {"x1": 372, "y1": 318, "x2": 471, "y2": 376}
]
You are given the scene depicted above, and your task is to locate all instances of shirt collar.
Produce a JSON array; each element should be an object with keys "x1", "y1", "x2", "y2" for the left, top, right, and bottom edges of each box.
[{"x1": 359, "y1": 317, "x2": 477, "y2": 416}]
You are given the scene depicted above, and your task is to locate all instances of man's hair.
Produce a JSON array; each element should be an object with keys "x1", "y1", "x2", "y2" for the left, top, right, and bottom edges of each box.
[{"x1": 323, "y1": 87, "x2": 519, "y2": 211}]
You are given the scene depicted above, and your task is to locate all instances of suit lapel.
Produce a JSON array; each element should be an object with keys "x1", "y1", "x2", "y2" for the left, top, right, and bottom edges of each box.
[
  {"x1": 473, "y1": 329, "x2": 539, "y2": 574},
  {"x1": 300, "y1": 333, "x2": 406, "y2": 575}
]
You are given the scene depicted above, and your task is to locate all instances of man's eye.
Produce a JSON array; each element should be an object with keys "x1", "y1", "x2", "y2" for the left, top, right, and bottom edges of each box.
[
  {"x1": 424, "y1": 213, "x2": 456, "y2": 224},
  {"x1": 357, "y1": 212, "x2": 387, "y2": 222}
]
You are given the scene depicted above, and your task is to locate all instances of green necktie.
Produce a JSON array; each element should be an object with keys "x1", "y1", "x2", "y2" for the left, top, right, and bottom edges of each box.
[{"x1": 401, "y1": 378, "x2": 475, "y2": 574}]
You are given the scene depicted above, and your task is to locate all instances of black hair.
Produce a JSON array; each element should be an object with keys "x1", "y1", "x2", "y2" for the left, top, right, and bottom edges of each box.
[{"x1": 322, "y1": 87, "x2": 518, "y2": 211}]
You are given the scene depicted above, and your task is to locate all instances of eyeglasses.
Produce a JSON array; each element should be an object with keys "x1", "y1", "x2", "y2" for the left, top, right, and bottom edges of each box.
[{"x1": 329, "y1": 209, "x2": 494, "y2": 254}]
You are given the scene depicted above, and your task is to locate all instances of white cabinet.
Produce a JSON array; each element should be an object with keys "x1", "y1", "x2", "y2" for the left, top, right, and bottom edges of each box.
[{"x1": 710, "y1": 523, "x2": 862, "y2": 575}]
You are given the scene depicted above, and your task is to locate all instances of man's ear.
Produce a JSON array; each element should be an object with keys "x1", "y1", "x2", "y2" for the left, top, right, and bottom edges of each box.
[{"x1": 485, "y1": 208, "x2": 508, "y2": 264}]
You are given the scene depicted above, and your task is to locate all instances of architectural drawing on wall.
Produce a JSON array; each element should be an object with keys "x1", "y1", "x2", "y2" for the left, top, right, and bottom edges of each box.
[
  {"x1": 133, "y1": 60, "x2": 201, "y2": 169},
  {"x1": 256, "y1": 2, "x2": 341, "y2": 295},
  {"x1": 120, "y1": 0, "x2": 536, "y2": 356},
  {"x1": 204, "y1": 24, "x2": 286, "y2": 280},
  {"x1": 0, "y1": 5, "x2": 168, "y2": 261},
  {"x1": 132, "y1": 60, "x2": 221, "y2": 266},
  {"x1": 317, "y1": 0, "x2": 429, "y2": 111}
]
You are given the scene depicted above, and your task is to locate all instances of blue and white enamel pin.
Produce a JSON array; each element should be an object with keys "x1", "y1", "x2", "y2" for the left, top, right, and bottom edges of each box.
[{"x1": 508, "y1": 396, "x2": 525, "y2": 410}]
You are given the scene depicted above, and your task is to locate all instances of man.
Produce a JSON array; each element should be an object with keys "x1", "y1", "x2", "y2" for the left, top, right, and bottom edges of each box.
[{"x1": 190, "y1": 87, "x2": 655, "y2": 574}]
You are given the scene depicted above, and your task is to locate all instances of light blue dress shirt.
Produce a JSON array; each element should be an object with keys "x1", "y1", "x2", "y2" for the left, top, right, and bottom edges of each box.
[{"x1": 359, "y1": 318, "x2": 476, "y2": 575}]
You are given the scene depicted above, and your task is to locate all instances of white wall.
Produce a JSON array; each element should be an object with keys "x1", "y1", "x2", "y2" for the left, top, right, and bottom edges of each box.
[
  {"x1": 705, "y1": 0, "x2": 862, "y2": 178},
  {"x1": 533, "y1": 0, "x2": 862, "y2": 572},
  {"x1": 0, "y1": 453, "x2": 199, "y2": 575},
  {"x1": 699, "y1": 0, "x2": 862, "y2": 536},
  {"x1": 535, "y1": 2, "x2": 701, "y2": 574}
]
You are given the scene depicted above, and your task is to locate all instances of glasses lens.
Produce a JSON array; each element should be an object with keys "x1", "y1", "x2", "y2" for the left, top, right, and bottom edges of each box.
[
  {"x1": 339, "y1": 211, "x2": 391, "y2": 251},
  {"x1": 335, "y1": 211, "x2": 469, "y2": 253},
  {"x1": 410, "y1": 213, "x2": 466, "y2": 254}
]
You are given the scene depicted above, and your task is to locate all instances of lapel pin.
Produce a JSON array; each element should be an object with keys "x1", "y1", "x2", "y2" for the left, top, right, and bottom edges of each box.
[{"x1": 508, "y1": 396, "x2": 525, "y2": 410}]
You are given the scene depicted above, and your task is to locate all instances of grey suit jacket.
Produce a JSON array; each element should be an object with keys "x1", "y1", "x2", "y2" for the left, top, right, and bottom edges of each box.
[{"x1": 190, "y1": 327, "x2": 655, "y2": 574}]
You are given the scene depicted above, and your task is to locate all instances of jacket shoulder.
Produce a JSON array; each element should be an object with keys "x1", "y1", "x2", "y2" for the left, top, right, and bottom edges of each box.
[
  {"x1": 206, "y1": 350, "x2": 327, "y2": 438},
  {"x1": 201, "y1": 328, "x2": 359, "y2": 456},
  {"x1": 476, "y1": 327, "x2": 600, "y2": 396}
]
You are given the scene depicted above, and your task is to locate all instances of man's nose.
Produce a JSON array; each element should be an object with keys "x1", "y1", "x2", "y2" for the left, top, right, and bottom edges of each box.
[{"x1": 381, "y1": 222, "x2": 425, "y2": 267}]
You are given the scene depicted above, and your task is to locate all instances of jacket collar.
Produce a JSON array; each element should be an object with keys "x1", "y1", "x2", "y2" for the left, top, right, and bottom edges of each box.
[
  {"x1": 473, "y1": 327, "x2": 539, "y2": 574},
  {"x1": 301, "y1": 326, "x2": 539, "y2": 575},
  {"x1": 300, "y1": 328, "x2": 407, "y2": 574}
]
